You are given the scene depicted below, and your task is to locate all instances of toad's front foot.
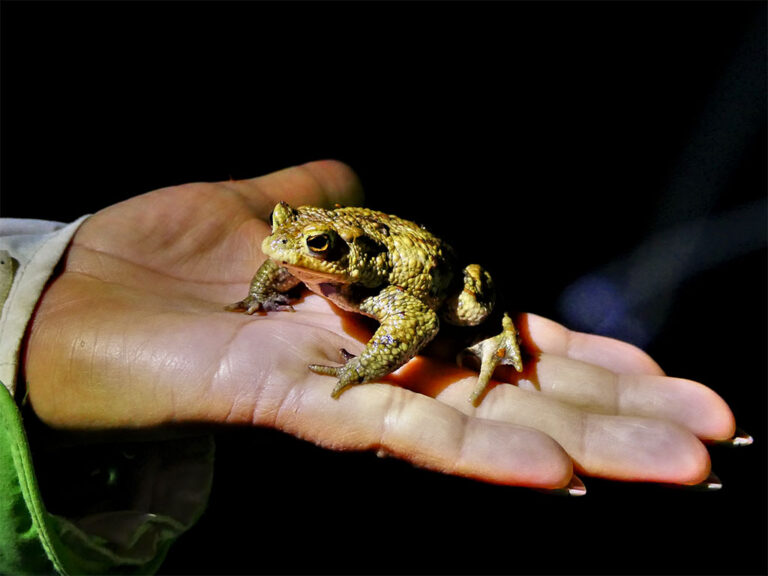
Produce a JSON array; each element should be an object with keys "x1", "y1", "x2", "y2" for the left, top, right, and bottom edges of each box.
[
  {"x1": 460, "y1": 313, "x2": 523, "y2": 405},
  {"x1": 225, "y1": 293, "x2": 295, "y2": 314},
  {"x1": 226, "y1": 258, "x2": 301, "y2": 314}
]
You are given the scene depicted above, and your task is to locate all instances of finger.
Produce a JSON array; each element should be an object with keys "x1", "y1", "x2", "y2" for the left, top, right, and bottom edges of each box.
[
  {"x1": 433, "y1": 352, "x2": 734, "y2": 442},
  {"x1": 576, "y1": 414, "x2": 711, "y2": 485},
  {"x1": 434, "y1": 373, "x2": 711, "y2": 485},
  {"x1": 224, "y1": 160, "x2": 365, "y2": 220},
  {"x1": 249, "y1": 375, "x2": 574, "y2": 490},
  {"x1": 520, "y1": 313, "x2": 665, "y2": 376},
  {"x1": 531, "y1": 354, "x2": 735, "y2": 441}
]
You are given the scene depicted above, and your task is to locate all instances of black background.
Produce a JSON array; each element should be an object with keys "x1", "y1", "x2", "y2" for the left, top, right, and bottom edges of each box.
[{"x1": 2, "y1": 1, "x2": 766, "y2": 574}]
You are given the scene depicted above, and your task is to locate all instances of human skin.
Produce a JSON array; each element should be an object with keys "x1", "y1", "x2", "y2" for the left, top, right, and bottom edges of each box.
[{"x1": 22, "y1": 160, "x2": 737, "y2": 491}]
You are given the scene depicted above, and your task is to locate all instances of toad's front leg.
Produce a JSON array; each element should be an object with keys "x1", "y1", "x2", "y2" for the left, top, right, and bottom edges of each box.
[
  {"x1": 309, "y1": 286, "x2": 439, "y2": 398},
  {"x1": 226, "y1": 258, "x2": 301, "y2": 314}
]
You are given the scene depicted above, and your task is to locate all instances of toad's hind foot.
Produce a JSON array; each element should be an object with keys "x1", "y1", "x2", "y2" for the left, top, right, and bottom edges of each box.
[
  {"x1": 460, "y1": 313, "x2": 523, "y2": 405},
  {"x1": 309, "y1": 349, "x2": 362, "y2": 398}
]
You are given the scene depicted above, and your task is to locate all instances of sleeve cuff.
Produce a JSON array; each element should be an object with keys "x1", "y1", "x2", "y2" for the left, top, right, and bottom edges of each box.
[{"x1": 0, "y1": 216, "x2": 91, "y2": 396}]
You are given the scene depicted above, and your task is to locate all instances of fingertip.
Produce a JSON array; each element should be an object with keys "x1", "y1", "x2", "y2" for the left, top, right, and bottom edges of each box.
[
  {"x1": 581, "y1": 415, "x2": 712, "y2": 486},
  {"x1": 456, "y1": 420, "x2": 573, "y2": 489},
  {"x1": 676, "y1": 428, "x2": 713, "y2": 486},
  {"x1": 645, "y1": 423, "x2": 712, "y2": 486},
  {"x1": 616, "y1": 376, "x2": 737, "y2": 442},
  {"x1": 536, "y1": 436, "x2": 576, "y2": 490},
  {"x1": 691, "y1": 382, "x2": 737, "y2": 442}
]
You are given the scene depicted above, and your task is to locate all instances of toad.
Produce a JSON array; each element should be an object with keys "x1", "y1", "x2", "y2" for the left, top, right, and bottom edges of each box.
[{"x1": 227, "y1": 202, "x2": 522, "y2": 404}]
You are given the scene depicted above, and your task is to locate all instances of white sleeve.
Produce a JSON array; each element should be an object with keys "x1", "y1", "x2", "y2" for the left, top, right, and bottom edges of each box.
[{"x1": 0, "y1": 216, "x2": 90, "y2": 395}]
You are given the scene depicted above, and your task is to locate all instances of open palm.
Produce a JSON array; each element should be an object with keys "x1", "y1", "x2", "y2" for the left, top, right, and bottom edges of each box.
[{"x1": 24, "y1": 161, "x2": 737, "y2": 491}]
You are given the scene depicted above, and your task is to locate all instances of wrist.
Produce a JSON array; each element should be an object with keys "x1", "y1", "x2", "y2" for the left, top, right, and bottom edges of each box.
[{"x1": 1, "y1": 217, "x2": 89, "y2": 398}]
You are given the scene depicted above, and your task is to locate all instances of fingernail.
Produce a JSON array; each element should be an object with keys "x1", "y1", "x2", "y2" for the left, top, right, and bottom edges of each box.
[
  {"x1": 565, "y1": 475, "x2": 588, "y2": 496},
  {"x1": 685, "y1": 472, "x2": 722, "y2": 491},
  {"x1": 711, "y1": 427, "x2": 754, "y2": 447},
  {"x1": 730, "y1": 427, "x2": 754, "y2": 447},
  {"x1": 539, "y1": 475, "x2": 587, "y2": 497}
]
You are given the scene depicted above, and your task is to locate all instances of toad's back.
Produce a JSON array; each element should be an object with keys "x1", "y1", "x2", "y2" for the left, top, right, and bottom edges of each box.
[{"x1": 332, "y1": 206, "x2": 457, "y2": 309}]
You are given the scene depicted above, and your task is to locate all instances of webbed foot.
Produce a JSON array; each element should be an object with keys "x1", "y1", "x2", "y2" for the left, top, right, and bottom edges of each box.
[
  {"x1": 226, "y1": 259, "x2": 300, "y2": 314},
  {"x1": 225, "y1": 293, "x2": 295, "y2": 314},
  {"x1": 459, "y1": 313, "x2": 523, "y2": 405},
  {"x1": 309, "y1": 348, "x2": 363, "y2": 398}
]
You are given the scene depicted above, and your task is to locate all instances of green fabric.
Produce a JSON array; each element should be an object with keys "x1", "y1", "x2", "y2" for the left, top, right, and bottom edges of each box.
[
  {"x1": 0, "y1": 382, "x2": 214, "y2": 575},
  {"x1": 0, "y1": 381, "x2": 63, "y2": 574}
]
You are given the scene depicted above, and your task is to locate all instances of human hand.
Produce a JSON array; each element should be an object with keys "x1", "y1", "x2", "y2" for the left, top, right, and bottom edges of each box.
[{"x1": 24, "y1": 160, "x2": 740, "y2": 492}]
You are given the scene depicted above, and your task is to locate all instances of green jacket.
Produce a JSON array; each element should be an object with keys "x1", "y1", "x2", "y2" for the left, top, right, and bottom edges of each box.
[{"x1": 0, "y1": 218, "x2": 213, "y2": 574}]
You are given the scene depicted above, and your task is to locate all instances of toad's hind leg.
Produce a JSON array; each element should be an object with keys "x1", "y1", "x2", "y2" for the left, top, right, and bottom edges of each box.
[
  {"x1": 309, "y1": 286, "x2": 440, "y2": 398},
  {"x1": 442, "y1": 263, "x2": 496, "y2": 327},
  {"x1": 461, "y1": 313, "x2": 523, "y2": 405}
]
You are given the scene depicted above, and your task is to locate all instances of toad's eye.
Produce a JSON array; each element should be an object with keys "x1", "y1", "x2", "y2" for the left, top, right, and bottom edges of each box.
[{"x1": 306, "y1": 234, "x2": 330, "y2": 253}]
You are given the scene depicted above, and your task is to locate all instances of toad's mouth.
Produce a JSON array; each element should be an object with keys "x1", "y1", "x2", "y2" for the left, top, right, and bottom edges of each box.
[{"x1": 279, "y1": 263, "x2": 351, "y2": 285}]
